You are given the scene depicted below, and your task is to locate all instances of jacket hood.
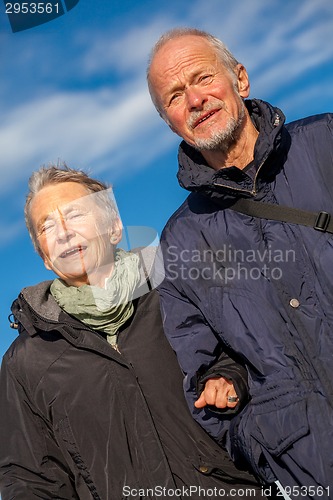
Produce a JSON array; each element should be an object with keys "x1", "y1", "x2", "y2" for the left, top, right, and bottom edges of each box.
[
  {"x1": 10, "y1": 246, "x2": 161, "y2": 335},
  {"x1": 177, "y1": 99, "x2": 290, "y2": 203},
  {"x1": 11, "y1": 281, "x2": 63, "y2": 335}
]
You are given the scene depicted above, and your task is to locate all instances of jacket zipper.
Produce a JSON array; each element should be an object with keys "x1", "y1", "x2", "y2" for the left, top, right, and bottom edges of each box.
[
  {"x1": 213, "y1": 153, "x2": 270, "y2": 197},
  {"x1": 112, "y1": 332, "x2": 121, "y2": 353}
]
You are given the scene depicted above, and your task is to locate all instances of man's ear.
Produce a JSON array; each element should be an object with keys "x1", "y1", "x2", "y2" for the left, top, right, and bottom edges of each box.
[
  {"x1": 110, "y1": 217, "x2": 122, "y2": 245},
  {"x1": 236, "y1": 64, "x2": 250, "y2": 98},
  {"x1": 168, "y1": 123, "x2": 178, "y2": 134}
]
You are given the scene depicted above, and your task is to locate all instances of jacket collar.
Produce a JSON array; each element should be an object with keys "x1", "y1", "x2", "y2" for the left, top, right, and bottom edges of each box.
[
  {"x1": 11, "y1": 281, "x2": 80, "y2": 336},
  {"x1": 11, "y1": 246, "x2": 159, "y2": 336},
  {"x1": 11, "y1": 281, "x2": 131, "y2": 364},
  {"x1": 177, "y1": 99, "x2": 289, "y2": 201}
]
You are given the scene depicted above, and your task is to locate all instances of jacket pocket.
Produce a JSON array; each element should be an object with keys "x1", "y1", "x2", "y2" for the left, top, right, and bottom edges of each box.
[{"x1": 249, "y1": 382, "x2": 309, "y2": 457}]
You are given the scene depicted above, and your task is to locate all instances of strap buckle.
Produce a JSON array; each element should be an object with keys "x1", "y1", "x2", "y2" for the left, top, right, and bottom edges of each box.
[{"x1": 314, "y1": 211, "x2": 331, "y2": 232}]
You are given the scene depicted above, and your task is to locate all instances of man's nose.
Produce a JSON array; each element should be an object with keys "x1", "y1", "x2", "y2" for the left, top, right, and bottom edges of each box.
[{"x1": 185, "y1": 87, "x2": 206, "y2": 111}]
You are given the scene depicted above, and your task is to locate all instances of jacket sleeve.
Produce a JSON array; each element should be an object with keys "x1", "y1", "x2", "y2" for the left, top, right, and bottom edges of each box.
[
  {"x1": 196, "y1": 350, "x2": 250, "y2": 414},
  {"x1": 158, "y1": 276, "x2": 244, "y2": 449},
  {"x1": 0, "y1": 356, "x2": 78, "y2": 500}
]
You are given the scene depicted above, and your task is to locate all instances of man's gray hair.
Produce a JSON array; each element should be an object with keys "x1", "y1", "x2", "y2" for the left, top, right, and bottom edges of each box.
[
  {"x1": 25, "y1": 163, "x2": 118, "y2": 254},
  {"x1": 147, "y1": 27, "x2": 240, "y2": 117}
]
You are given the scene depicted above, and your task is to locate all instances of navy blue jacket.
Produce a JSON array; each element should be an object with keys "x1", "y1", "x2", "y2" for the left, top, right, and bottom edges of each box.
[{"x1": 159, "y1": 99, "x2": 333, "y2": 498}]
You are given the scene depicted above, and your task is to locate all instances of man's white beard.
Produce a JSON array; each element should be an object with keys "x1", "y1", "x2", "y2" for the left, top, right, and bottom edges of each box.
[{"x1": 192, "y1": 106, "x2": 245, "y2": 153}]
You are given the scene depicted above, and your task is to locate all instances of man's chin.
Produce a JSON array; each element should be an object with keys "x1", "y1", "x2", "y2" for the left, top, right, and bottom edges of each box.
[
  {"x1": 193, "y1": 124, "x2": 243, "y2": 153},
  {"x1": 193, "y1": 136, "x2": 232, "y2": 153}
]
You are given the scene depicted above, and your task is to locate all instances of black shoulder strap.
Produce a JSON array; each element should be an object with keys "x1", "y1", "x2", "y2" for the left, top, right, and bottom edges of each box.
[{"x1": 229, "y1": 198, "x2": 333, "y2": 234}]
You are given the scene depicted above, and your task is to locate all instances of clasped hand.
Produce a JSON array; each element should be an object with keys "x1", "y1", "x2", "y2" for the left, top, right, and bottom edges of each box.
[{"x1": 194, "y1": 377, "x2": 239, "y2": 409}]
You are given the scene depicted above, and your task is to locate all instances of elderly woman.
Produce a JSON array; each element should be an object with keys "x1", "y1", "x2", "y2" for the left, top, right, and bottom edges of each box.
[{"x1": 0, "y1": 166, "x2": 264, "y2": 500}]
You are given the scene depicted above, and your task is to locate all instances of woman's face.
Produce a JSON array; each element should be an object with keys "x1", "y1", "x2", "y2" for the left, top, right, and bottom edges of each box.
[{"x1": 30, "y1": 182, "x2": 121, "y2": 287}]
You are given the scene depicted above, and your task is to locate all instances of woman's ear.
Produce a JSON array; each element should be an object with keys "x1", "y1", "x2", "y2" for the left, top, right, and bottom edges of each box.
[
  {"x1": 38, "y1": 247, "x2": 52, "y2": 271},
  {"x1": 110, "y1": 217, "x2": 122, "y2": 245},
  {"x1": 43, "y1": 257, "x2": 52, "y2": 271}
]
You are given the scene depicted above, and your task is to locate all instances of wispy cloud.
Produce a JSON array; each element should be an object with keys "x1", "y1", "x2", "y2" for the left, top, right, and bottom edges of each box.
[
  {"x1": 80, "y1": 17, "x2": 174, "y2": 76},
  {"x1": 1, "y1": 0, "x2": 332, "y2": 204},
  {"x1": 0, "y1": 10, "x2": 183, "y2": 199},
  {"x1": 0, "y1": 80, "x2": 178, "y2": 192}
]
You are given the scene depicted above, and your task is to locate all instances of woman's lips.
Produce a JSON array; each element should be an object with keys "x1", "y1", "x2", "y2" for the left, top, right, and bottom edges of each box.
[{"x1": 59, "y1": 245, "x2": 86, "y2": 258}]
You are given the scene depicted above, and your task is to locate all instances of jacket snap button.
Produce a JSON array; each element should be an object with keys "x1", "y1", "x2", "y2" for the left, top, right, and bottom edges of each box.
[
  {"x1": 289, "y1": 298, "x2": 300, "y2": 308},
  {"x1": 199, "y1": 466, "x2": 210, "y2": 474}
]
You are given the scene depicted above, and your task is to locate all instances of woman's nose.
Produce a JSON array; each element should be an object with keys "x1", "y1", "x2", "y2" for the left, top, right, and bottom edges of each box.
[{"x1": 54, "y1": 219, "x2": 75, "y2": 241}]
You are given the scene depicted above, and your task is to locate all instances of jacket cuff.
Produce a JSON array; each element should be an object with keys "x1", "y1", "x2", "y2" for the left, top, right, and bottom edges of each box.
[{"x1": 196, "y1": 359, "x2": 249, "y2": 415}]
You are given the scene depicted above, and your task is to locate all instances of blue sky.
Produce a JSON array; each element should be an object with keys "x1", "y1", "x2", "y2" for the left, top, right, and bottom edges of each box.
[{"x1": 0, "y1": 0, "x2": 333, "y2": 359}]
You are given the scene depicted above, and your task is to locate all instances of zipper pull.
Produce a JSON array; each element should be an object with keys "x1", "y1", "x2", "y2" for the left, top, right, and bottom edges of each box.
[{"x1": 112, "y1": 343, "x2": 121, "y2": 353}]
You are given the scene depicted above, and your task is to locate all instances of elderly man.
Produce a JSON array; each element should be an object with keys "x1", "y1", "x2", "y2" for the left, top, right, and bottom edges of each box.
[
  {"x1": 147, "y1": 27, "x2": 333, "y2": 499},
  {"x1": 0, "y1": 165, "x2": 268, "y2": 499}
]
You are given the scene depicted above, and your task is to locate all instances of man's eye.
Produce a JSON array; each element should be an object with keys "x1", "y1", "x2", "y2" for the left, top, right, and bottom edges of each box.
[
  {"x1": 199, "y1": 74, "x2": 213, "y2": 83},
  {"x1": 169, "y1": 93, "x2": 182, "y2": 105}
]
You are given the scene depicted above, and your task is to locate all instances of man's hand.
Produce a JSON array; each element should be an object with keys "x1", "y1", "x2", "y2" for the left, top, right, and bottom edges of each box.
[{"x1": 194, "y1": 377, "x2": 239, "y2": 409}]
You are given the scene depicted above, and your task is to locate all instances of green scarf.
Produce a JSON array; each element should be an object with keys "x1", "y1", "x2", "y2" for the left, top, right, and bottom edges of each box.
[{"x1": 50, "y1": 248, "x2": 141, "y2": 345}]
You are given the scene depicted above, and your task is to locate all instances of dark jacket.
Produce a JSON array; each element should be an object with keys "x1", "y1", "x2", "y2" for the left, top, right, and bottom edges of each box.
[
  {"x1": 158, "y1": 99, "x2": 333, "y2": 497},
  {"x1": 0, "y1": 282, "x2": 265, "y2": 500}
]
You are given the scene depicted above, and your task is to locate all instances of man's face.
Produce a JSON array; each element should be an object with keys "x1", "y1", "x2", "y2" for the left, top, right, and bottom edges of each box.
[
  {"x1": 149, "y1": 35, "x2": 250, "y2": 151},
  {"x1": 30, "y1": 182, "x2": 121, "y2": 287}
]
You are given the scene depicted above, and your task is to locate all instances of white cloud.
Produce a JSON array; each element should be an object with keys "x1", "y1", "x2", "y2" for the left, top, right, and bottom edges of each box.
[
  {"x1": 184, "y1": 0, "x2": 333, "y2": 81},
  {"x1": 1, "y1": 0, "x2": 332, "y2": 200},
  {"x1": 80, "y1": 17, "x2": 175, "y2": 76},
  {"x1": 0, "y1": 78, "x2": 177, "y2": 194}
]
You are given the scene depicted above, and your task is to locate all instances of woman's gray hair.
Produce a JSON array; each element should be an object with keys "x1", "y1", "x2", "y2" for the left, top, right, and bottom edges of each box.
[
  {"x1": 25, "y1": 163, "x2": 118, "y2": 254},
  {"x1": 147, "y1": 27, "x2": 240, "y2": 118}
]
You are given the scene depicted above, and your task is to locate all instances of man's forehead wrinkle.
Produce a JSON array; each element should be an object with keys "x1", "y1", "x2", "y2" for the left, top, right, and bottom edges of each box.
[
  {"x1": 162, "y1": 54, "x2": 215, "y2": 93},
  {"x1": 157, "y1": 54, "x2": 191, "y2": 90}
]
